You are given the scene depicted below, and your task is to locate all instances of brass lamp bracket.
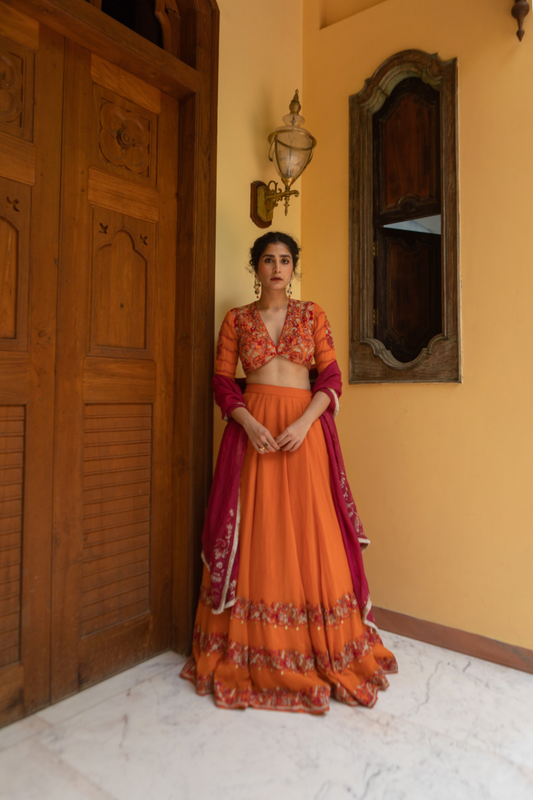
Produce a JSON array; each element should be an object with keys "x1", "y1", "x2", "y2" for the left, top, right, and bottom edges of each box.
[{"x1": 250, "y1": 180, "x2": 299, "y2": 227}]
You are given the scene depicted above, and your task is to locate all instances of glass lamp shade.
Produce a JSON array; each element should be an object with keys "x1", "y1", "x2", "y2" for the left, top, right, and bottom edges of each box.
[{"x1": 268, "y1": 93, "x2": 317, "y2": 189}]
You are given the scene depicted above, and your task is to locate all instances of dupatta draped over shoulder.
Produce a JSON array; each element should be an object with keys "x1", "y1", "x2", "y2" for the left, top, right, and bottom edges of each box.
[{"x1": 202, "y1": 300, "x2": 376, "y2": 630}]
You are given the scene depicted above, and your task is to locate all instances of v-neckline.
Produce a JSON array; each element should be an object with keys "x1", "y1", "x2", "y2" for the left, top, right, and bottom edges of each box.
[{"x1": 254, "y1": 299, "x2": 291, "y2": 350}]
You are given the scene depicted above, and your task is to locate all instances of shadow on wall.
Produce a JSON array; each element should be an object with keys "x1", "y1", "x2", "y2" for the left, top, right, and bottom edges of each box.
[{"x1": 320, "y1": 0, "x2": 389, "y2": 29}]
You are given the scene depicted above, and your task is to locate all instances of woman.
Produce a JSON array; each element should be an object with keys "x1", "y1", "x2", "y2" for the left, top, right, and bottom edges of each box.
[{"x1": 180, "y1": 232, "x2": 397, "y2": 713}]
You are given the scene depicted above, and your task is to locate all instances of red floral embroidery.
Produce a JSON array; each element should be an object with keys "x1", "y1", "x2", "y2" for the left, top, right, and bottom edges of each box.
[
  {"x1": 215, "y1": 299, "x2": 337, "y2": 377},
  {"x1": 227, "y1": 641, "x2": 316, "y2": 674},
  {"x1": 180, "y1": 657, "x2": 196, "y2": 683},
  {"x1": 192, "y1": 624, "x2": 390, "y2": 680},
  {"x1": 200, "y1": 584, "x2": 212, "y2": 606},
  {"x1": 376, "y1": 655, "x2": 399, "y2": 674},
  {"x1": 186, "y1": 593, "x2": 398, "y2": 712},
  {"x1": 180, "y1": 658, "x2": 215, "y2": 696},
  {"x1": 193, "y1": 627, "x2": 228, "y2": 655},
  {"x1": 214, "y1": 680, "x2": 331, "y2": 713},
  {"x1": 333, "y1": 675, "x2": 389, "y2": 709},
  {"x1": 200, "y1": 498, "x2": 240, "y2": 614},
  {"x1": 202, "y1": 589, "x2": 359, "y2": 629},
  {"x1": 180, "y1": 658, "x2": 389, "y2": 712},
  {"x1": 233, "y1": 300, "x2": 318, "y2": 375},
  {"x1": 323, "y1": 316, "x2": 335, "y2": 350},
  {"x1": 316, "y1": 637, "x2": 374, "y2": 674}
]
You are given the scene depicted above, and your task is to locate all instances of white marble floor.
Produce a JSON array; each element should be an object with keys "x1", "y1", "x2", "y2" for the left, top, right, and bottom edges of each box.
[{"x1": 1, "y1": 633, "x2": 533, "y2": 800}]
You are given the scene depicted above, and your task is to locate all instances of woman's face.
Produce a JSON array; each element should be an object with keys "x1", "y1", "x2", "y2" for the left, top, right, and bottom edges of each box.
[{"x1": 256, "y1": 243, "x2": 294, "y2": 294}]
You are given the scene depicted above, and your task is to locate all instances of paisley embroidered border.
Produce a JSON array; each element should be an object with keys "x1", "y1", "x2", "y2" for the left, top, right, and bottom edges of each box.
[
  {"x1": 333, "y1": 679, "x2": 386, "y2": 709},
  {"x1": 227, "y1": 641, "x2": 316, "y2": 674},
  {"x1": 180, "y1": 658, "x2": 214, "y2": 696},
  {"x1": 192, "y1": 625, "x2": 392, "y2": 677},
  {"x1": 180, "y1": 659, "x2": 390, "y2": 712},
  {"x1": 193, "y1": 628, "x2": 228, "y2": 655},
  {"x1": 214, "y1": 680, "x2": 331, "y2": 714},
  {"x1": 200, "y1": 587, "x2": 359, "y2": 629},
  {"x1": 377, "y1": 655, "x2": 399, "y2": 674},
  {"x1": 226, "y1": 637, "x2": 373, "y2": 676}
]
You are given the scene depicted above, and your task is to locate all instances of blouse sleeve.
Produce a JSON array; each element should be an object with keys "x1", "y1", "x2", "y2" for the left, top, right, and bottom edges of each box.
[
  {"x1": 215, "y1": 309, "x2": 239, "y2": 378},
  {"x1": 313, "y1": 304, "x2": 337, "y2": 374}
]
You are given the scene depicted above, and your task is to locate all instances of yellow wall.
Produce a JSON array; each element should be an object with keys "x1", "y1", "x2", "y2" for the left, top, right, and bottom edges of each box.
[
  {"x1": 214, "y1": 0, "x2": 303, "y2": 445},
  {"x1": 215, "y1": 0, "x2": 302, "y2": 322},
  {"x1": 319, "y1": 0, "x2": 388, "y2": 29},
  {"x1": 214, "y1": 0, "x2": 533, "y2": 651},
  {"x1": 302, "y1": 0, "x2": 533, "y2": 649}
]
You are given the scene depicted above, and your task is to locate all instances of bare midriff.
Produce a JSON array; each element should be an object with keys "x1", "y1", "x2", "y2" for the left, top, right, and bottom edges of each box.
[{"x1": 245, "y1": 354, "x2": 311, "y2": 390}]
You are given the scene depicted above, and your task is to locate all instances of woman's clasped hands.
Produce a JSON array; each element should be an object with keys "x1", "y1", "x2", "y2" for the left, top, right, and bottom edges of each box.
[{"x1": 244, "y1": 416, "x2": 310, "y2": 455}]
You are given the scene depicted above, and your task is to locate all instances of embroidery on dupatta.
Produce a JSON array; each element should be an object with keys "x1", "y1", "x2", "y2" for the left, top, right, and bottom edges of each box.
[
  {"x1": 201, "y1": 493, "x2": 241, "y2": 613},
  {"x1": 337, "y1": 464, "x2": 370, "y2": 549}
]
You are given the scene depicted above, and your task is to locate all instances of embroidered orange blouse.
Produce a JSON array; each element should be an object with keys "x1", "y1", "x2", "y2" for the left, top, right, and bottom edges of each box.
[{"x1": 215, "y1": 299, "x2": 337, "y2": 378}]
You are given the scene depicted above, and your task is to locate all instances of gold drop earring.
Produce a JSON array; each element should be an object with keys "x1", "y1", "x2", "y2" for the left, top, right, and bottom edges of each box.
[
  {"x1": 254, "y1": 274, "x2": 261, "y2": 299},
  {"x1": 286, "y1": 279, "x2": 293, "y2": 299}
]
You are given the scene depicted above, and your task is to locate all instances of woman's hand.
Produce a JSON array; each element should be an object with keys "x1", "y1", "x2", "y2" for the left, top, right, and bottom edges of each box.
[
  {"x1": 274, "y1": 391, "x2": 331, "y2": 452},
  {"x1": 244, "y1": 417, "x2": 280, "y2": 454},
  {"x1": 230, "y1": 406, "x2": 280, "y2": 454},
  {"x1": 275, "y1": 418, "x2": 311, "y2": 452}
]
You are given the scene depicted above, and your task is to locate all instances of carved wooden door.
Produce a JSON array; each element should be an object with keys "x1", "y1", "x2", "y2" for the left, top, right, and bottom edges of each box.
[
  {"x1": 0, "y1": 0, "x2": 217, "y2": 727},
  {"x1": 0, "y1": 15, "x2": 63, "y2": 724},
  {"x1": 50, "y1": 42, "x2": 178, "y2": 700}
]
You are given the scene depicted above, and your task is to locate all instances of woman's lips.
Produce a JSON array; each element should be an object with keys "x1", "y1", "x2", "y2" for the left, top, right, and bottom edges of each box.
[{"x1": 271, "y1": 277, "x2": 282, "y2": 281}]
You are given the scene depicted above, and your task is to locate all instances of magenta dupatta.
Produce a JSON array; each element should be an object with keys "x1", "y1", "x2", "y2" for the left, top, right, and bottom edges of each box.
[{"x1": 202, "y1": 364, "x2": 376, "y2": 629}]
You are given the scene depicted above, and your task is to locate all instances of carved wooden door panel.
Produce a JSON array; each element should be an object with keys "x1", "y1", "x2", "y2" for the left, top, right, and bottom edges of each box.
[
  {"x1": 0, "y1": 14, "x2": 63, "y2": 724},
  {"x1": 51, "y1": 41, "x2": 177, "y2": 700}
]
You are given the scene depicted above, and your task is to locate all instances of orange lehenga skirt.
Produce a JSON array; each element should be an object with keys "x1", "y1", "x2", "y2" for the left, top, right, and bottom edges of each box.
[{"x1": 180, "y1": 384, "x2": 397, "y2": 713}]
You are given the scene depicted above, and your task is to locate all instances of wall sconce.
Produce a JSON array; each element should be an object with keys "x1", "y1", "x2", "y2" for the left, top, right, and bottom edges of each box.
[
  {"x1": 250, "y1": 90, "x2": 317, "y2": 228},
  {"x1": 512, "y1": 0, "x2": 530, "y2": 41}
]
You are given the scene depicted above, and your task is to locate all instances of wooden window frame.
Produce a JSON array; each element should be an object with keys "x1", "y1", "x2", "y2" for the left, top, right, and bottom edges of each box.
[{"x1": 349, "y1": 50, "x2": 461, "y2": 383}]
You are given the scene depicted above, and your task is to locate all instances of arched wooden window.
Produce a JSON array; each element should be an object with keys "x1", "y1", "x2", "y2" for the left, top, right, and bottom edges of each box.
[{"x1": 349, "y1": 50, "x2": 460, "y2": 382}]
